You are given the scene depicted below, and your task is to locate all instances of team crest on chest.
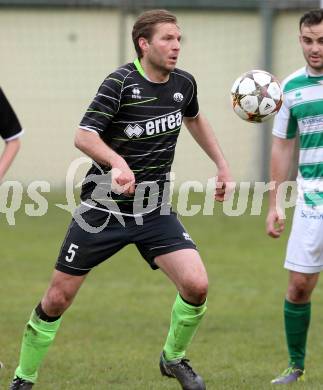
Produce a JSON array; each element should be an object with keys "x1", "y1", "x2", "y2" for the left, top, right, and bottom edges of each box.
[{"x1": 173, "y1": 92, "x2": 183, "y2": 102}]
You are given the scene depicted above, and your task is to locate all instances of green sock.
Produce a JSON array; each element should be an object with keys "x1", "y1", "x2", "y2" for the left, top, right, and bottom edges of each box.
[
  {"x1": 163, "y1": 294, "x2": 207, "y2": 361},
  {"x1": 14, "y1": 310, "x2": 62, "y2": 383},
  {"x1": 284, "y1": 299, "x2": 311, "y2": 370}
]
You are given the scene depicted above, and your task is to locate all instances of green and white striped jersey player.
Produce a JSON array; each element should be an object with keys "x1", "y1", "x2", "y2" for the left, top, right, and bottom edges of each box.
[
  {"x1": 271, "y1": 66, "x2": 323, "y2": 274},
  {"x1": 273, "y1": 66, "x2": 323, "y2": 208},
  {"x1": 267, "y1": 9, "x2": 323, "y2": 386}
]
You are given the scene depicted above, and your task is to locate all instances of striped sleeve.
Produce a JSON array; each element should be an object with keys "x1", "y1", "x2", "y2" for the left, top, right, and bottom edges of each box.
[{"x1": 79, "y1": 72, "x2": 123, "y2": 134}]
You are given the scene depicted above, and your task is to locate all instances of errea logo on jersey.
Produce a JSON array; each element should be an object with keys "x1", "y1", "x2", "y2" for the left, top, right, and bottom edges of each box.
[
  {"x1": 124, "y1": 112, "x2": 182, "y2": 138},
  {"x1": 293, "y1": 91, "x2": 303, "y2": 102},
  {"x1": 132, "y1": 88, "x2": 141, "y2": 99},
  {"x1": 146, "y1": 112, "x2": 182, "y2": 136},
  {"x1": 183, "y1": 232, "x2": 193, "y2": 241},
  {"x1": 124, "y1": 124, "x2": 145, "y2": 138}
]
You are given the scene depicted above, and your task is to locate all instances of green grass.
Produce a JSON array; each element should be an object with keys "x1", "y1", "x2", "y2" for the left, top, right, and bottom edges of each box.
[{"x1": 1, "y1": 192, "x2": 323, "y2": 389}]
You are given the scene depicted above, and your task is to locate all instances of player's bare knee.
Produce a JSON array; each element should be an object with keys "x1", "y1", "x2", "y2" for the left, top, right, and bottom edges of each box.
[
  {"x1": 182, "y1": 278, "x2": 208, "y2": 304},
  {"x1": 43, "y1": 287, "x2": 72, "y2": 315},
  {"x1": 287, "y1": 282, "x2": 312, "y2": 303}
]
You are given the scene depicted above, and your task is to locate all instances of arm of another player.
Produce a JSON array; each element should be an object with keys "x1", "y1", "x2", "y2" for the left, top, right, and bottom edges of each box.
[
  {"x1": 183, "y1": 112, "x2": 233, "y2": 202},
  {"x1": 0, "y1": 138, "x2": 20, "y2": 181},
  {"x1": 74, "y1": 129, "x2": 135, "y2": 195},
  {"x1": 266, "y1": 135, "x2": 296, "y2": 238}
]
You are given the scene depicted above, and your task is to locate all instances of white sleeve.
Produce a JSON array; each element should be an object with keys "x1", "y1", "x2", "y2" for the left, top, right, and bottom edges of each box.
[
  {"x1": 272, "y1": 72, "x2": 302, "y2": 140},
  {"x1": 272, "y1": 98, "x2": 292, "y2": 139}
]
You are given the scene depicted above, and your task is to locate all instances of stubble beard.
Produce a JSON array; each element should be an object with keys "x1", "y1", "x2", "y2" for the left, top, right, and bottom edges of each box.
[
  {"x1": 306, "y1": 53, "x2": 323, "y2": 74},
  {"x1": 156, "y1": 63, "x2": 172, "y2": 77},
  {"x1": 312, "y1": 63, "x2": 323, "y2": 73},
  {"x1": 149, "y1": 56, "x2": 173, "y2": 77}
]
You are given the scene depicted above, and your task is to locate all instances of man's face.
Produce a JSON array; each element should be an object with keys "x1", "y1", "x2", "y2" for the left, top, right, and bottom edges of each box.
[
  {"x1": 299, "y1": 21, "x2": 323, "y2": 74},
  {"x1": 141, "y1": 22, "x2": 181, "y2": 72}
]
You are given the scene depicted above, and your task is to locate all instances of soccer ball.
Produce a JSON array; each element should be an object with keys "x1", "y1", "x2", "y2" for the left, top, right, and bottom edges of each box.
[{"x1": 231, "y1": 70, "x2": 283, "y2": 123}]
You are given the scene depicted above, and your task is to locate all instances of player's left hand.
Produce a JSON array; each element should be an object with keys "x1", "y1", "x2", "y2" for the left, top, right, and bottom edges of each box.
[{"x1": 215, "y1": 168, "x2": 234, "y2": 202}]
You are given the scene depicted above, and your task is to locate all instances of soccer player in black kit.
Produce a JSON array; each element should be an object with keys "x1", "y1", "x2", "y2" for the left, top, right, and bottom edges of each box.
[
  {"x1": 10, "y1": 10, "x2": 232, "y2": 390},
  {"x1": 0, "y1": 87, "x2": 23, "y2": 371},
  {"x1": 0, "y1": 88, "x2": 22, "y2": 182}
]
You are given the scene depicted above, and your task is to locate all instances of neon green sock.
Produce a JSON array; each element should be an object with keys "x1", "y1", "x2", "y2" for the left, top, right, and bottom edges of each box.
[
  {"x1": 163, "y1": 294, "x2": 207, "y2": 361},
  {"x1": 14, "y1": 310, "x2": 62, "y2": 383},
  {"x1": 284, "y1": 299, "x2": 311, "y2": 370}
]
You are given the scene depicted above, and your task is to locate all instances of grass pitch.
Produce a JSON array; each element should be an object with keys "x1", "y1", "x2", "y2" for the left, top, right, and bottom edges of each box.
[{"x1": 1, "y1": 192, "x2": 323, "y2": 389}]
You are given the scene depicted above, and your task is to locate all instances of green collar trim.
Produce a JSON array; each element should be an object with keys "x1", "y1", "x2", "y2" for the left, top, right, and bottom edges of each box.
[{"x1": 134, "y1": 58, "x2": 146, "y2": 78}]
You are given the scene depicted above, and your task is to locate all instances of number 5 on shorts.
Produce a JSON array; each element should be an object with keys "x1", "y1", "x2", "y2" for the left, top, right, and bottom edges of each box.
[{"x1": 65, "y1": 243, "x2": 79, "y2": 263}]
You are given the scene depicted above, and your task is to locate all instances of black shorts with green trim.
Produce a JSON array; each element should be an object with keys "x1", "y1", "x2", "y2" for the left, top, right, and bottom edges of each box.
[{"x1": 55, "y1": 206, "x2": 197, "y2": 276}]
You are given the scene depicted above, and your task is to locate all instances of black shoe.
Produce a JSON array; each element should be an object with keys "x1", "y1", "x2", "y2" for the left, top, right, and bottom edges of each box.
[
  {"x1": 159, "y1": 351, "x2": 206, "y2": 390},
  {"x1": 9, "y1": 377, "x2": 34, "y2": 390}
]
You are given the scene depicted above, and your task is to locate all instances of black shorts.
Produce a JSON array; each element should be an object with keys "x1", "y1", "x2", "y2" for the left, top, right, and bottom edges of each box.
[{"x1": 55, "y1": 206, "x2": 197, "y2": 276}]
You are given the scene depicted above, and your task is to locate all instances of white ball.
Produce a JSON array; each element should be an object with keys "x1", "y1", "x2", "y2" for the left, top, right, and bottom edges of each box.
[{"x1": 231, "y1": 69, "x2": 283, "y2": 123}]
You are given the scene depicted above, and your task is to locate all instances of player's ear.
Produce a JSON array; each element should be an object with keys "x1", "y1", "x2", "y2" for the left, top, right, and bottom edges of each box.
[{"x1": 138, "y1": 37, "x2": 149, "y2": 54}]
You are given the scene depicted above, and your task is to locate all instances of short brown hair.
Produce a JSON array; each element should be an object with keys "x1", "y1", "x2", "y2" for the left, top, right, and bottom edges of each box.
[
  {"x1": 299, "y1": 9, "x2": 323, "y2": 30},
  {"x1": 132, "y1": 9, "x2": 177, "y2": 58}
]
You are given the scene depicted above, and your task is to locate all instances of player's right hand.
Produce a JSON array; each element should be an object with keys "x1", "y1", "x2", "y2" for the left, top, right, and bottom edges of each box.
[
  {"x1": 110, "y1": 157, "x2": 135, "y2": 196},
  {"x1": 215, "y1": 167, "x2": 234, "y2": 202},
  {"x1": 266, "y1": 208, "x2": 285, "y2": 238}
]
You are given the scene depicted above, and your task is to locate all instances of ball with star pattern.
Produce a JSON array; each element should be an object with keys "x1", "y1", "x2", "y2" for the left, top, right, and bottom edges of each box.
[{"x1": 231, "y1": 70, "x2": 283, "y2": 123}]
